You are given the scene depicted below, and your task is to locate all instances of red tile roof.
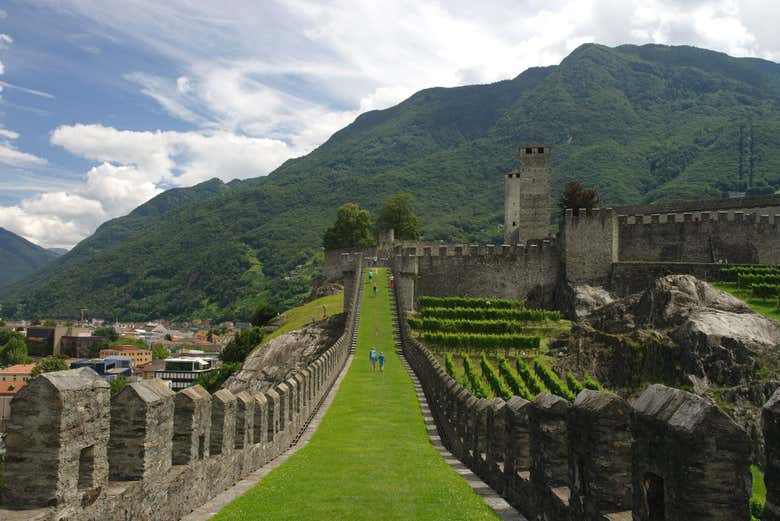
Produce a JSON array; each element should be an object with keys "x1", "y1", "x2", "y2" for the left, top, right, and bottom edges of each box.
[
  {"x1": 0, "y1": 364, "x2": 36, "y2": 375},
  {"x1": 0, "y1": 380, "x2": 27, "y2": 395}
]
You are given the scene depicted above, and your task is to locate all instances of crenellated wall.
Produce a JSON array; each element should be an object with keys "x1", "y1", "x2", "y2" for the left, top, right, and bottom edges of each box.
[
  {"x1": 0, "y1": 262, "x2": 364, "y2": 521},
  {"x1": 618, "y1": 210, "x2": 780, "y2": 264},
  {"x1": 394, "y1": 279, "x2": 758, "y2": 521},
  {"x1": 390, "y1": 240, "x2": 559, "y2": 311}
]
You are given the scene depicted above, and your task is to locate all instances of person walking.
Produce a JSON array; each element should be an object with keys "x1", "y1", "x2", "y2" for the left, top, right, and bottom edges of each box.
[
  {"x1": 368, "y1": 270, "x2": 374, "y2": 282},
  {"x1": 373, "y1": 283, "x2": 378, "y2": 296},
  {"x1": 369, "y1": 347, "x2": 377, "y2": 371},
  {"x1": 378, "y1": 351, "x2": 385, "y2": 372}
]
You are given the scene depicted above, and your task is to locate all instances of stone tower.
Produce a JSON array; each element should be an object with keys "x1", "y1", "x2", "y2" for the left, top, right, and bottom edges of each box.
[{"x1": 504, "y1": 144, "x2": 551, "y2": 244}]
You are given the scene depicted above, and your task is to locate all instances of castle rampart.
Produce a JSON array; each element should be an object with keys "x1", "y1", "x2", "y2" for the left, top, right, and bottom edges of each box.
[
  {"x1": 393, "y1": 282, "x2": 759, "y2": 521},
  {"x1": 0, "y1": 258, "x2": 364, "y2": 521}
]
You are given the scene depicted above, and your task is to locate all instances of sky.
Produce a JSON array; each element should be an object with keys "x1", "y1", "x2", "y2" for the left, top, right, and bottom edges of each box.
[{"x1": 1, "y1": 0, "x2": 780, "y2": 249}]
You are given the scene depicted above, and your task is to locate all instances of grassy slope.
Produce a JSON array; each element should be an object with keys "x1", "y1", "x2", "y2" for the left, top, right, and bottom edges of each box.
[
  {"x1": 264, "y1": 292, "x2": 344, "y2": 341},
  {"x1": 212, "y1": 269, "x2": 498, "y2": 521}
]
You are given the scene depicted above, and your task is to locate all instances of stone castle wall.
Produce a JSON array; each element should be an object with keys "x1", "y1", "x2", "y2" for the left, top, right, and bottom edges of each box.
[
  {"x1": 393, "y1": 282, "x2": 763, "y2": 521},
  {"x1": 618, "y1": 210, "x2": 780, "y2": 264},
  {"x1": 0, "y1": 262, "x2": 365, "y2": 521},
  {"x1": 390, "y1": 241, "x2": 559, "y2": 310}
]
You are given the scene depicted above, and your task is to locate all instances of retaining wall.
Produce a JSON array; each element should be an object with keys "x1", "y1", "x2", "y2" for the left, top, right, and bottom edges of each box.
[{"x1": 0, "y1": 264, "x2": 364, "y2": 521}]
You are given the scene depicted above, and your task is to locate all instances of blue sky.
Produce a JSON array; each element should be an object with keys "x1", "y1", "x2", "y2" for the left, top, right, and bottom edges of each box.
[{"x1": 1, "y1": 0, "x2": 779, "y2": 249}]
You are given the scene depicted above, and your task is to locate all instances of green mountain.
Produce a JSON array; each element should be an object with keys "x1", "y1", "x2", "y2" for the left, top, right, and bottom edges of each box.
[
  {"x1": 5, "y1": 43, "x2": 780, "y2": 321},
  {"x1": 0, "y1": 228, "x2": 59, "y2": 288}
]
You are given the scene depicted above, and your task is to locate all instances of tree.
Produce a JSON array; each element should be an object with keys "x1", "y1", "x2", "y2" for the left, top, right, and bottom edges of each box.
[
  {"x1": 558, "y1": 181, "x2": 599, "y2": 215},
  {"x1": 109, "y1": 376, "x2": 129, "y2": 397},
  {"x1": 251, "y1": 300, "x2": 278, "y2": 327},
  {"x1": 322, "y1": 203, "x2": 375, "y2": 250},
  {"x1": 152, "y1": 345, "x2": 170, "y2": 360},
  {"x1": 194, "y1": 362, "x2": 240, "y2": 393},
  {"x1": 376, "y1": 193, "x2": 420, "y2": 240},
  {"x1": 94, "y1": 327, "x2": 119, "y2": 342},
  {"x1": 30, "y1": 356, "x2": 68, "y2": 376},
  {"x1": 0, "y1": 336, "x2": 29, "y2": 366},
  {"x1": 220, "y1": 327, "x2": 264, "y2": 364}
]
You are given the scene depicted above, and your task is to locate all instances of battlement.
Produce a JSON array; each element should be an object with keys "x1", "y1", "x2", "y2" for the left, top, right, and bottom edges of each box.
[
  {"x1": 618, "y1": 210, "x2": 780, "y2": 225},
  {"x1": 393, "y1": 290, "x2": 758, "y2": 521},
  {"x1": 0, "y1": 263, "x2": 365, "y2": 521},
  {"x1": 563, "y1": 207, "x2": 616, "y2": 223},
  {"x1": 392, "y1": 239, "x2": 557, "y2": 259}
]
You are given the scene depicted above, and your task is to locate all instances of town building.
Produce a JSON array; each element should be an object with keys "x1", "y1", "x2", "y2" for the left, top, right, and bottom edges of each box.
[
  {"x1": 154, "y1": 357, "x2": 214, "y2": 390},
  {"x1": 0, "y1": 380, "x2": 26, "y2": 431},
  {"x1": 136, "y1": 359, "x2": 165, "y2": 380},
  {"x1": 69, "y1": 357, "x2": 132, "y2": 381},
  {"x1": 0, "y1": 364, "x2": 35, "y2": 382},
  {"x1": 98, "y1": 345, "x2": 152, "y2": 367},
  {"x1": 60, "y1": 335, "x2": 108, "y2": 358}
]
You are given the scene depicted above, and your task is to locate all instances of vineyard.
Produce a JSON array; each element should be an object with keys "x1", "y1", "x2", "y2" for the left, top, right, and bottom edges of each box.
[
  {"x1": 410, "y1": 296, "x2": 601, "y2": 401},
  {"x1": 715, "y1": 266, "x2": 780, "y2": 323}
]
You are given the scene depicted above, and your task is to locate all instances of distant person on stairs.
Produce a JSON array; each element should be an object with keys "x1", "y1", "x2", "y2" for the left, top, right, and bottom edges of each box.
[{"x1": 389, "y1": 274, "x2": 394, "y2": 287}]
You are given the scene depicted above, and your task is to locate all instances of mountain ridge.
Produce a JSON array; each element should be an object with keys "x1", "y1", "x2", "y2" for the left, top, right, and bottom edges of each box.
[
  {"x1": 5, "y1": 42, "x2": 780, "y2": 320},
  {"x1": 0, "y1": 227, "x2": 59, "y2": 289}
]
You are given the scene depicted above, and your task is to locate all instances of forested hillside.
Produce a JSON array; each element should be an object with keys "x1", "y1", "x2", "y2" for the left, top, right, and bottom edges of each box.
[
  {"x1": 5, "y1": 43, "x2": 780, "y2": 320},
  {"x1": 0, "y1": 228, "x2": 58, "y2": 288}
]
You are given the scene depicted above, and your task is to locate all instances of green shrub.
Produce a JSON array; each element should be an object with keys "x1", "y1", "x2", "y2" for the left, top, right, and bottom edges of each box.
[
  {"x1": 417, "y1": 317, "x2": 533, "y2": 334},
  {"x1": 407, "y1": 316, "x2": 423, "y2": 329},
  {"x1": 566, "y1": 372, "x2": 584, "y2": 395},
  {"x1": 750, "y1": 498, "x2": 764, "y2": 519},
  {"x1": 582, "y1": 375, "x2": 605, "y2": 391},
  {"x1": 422, "y1": 307, "x2": 560, "y2": 321},
  {"x1": 463, "y1": 355, "x2": 490, "y2": 399},
  {"x1": 418, "y1": 296, "x2": 524, "y2": 309},
  {"x1": 444, "y1": 352, "x2": 457, "y2": 378},
  {"x1": 516, "y1": 358, "x2": 546, "y2": 395},
  {"x1": 422, "y1": 332, "x2": 540, "y2": 350},
  {"x1": 534, "y1": 360, "x2": 575, "y2": 400},
  {"x1": 738, "y1": 273, "x2": 780, "y2": 288},
  {"x1": 751, "y1": 283, "x2": 780, "y2": 299},
  {"x1": 480, "y1": 353, "x2": 512, "y2": 400},
  {"x1": 498, "y1": 358, "x2": 532, "y2": 400}
]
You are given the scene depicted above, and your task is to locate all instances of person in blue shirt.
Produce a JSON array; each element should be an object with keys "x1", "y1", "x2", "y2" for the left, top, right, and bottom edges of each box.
[
  {"x1": 378, "y1": 351, "x2": 385, "y2": 372},
  {"x1": 369, "y1": 347, "x2": 377, "y2": 371}
]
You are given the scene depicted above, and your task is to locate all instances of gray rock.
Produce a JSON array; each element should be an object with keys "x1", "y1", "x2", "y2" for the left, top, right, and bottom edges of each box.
[{"x1": 570, "y1": 284, "x2": 615, "y2": 320}]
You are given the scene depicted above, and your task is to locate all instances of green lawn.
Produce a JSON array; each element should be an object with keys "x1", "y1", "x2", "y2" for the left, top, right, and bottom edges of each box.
[
  {"x1": 212, "y1": 269, "x2": 499, "y2": 521},
  {"x1": 265, "y1": 292, "x2": 344, "y2": 341},
  {"x1": 712, "y1": 282, "x2": 780, "y2": 322},
  {"x1": 752, "y1": 464, "x2": 766, "y2": 506}
]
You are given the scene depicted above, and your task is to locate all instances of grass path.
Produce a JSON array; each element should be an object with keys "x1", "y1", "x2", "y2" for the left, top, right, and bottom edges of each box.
[
  {"x1": 212, "y1": 268, "x2": 499, "y2": 521},
  {"x1": 265, "y1": 292, "x2": 344, "y2": 341}
]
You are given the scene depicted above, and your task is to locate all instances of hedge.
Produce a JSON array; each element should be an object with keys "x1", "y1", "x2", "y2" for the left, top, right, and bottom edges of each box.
[
  {"x1": 463, "y1": 355, "x2": 490, "y2": 399},
  {"x1": 738, "y1": 273, "x2": 780, "y2": 288},
  {"x1": 721, "y1": 266, "x2": 780, "y2": 282},
  {"x1": 534, "y1": 360, "x2": 575, "y2": 401},
  {"x1": 422, "y1": 332, "x2": 541, "y2": 350},
  {"x1": 422, "y1": 307, "x2": 560, "y2": 321},
  {"x1": 407, "y1": 316, "x2": 423, "y2": 330},
  {"x1": 516, "y1": 358, "x2": 546, "y2": 395},
  {"x1": 417, "y1": 317, "x2": 527, "y2": 334},
  {"x1": 444, "y1": 352, "x2": 457, "y2": 379},
  {"x1": 480, "y1": 353, "x2": 512, "y2": 400},
  {"x1": 499, "y1": 358, "x2": 532, "y2": 400},
  {"x1": 418, "y1": 296, "x2": 524, "y2": 309},
  {"x1": 583, "y1": 375, "x2": 605, "y2": 391},
  {"x1": 566, "y1": 372, "x2": 584, "y2": 395},
  {"x1": 751, "y1": 283, "x2": 780, "y2": 299}
]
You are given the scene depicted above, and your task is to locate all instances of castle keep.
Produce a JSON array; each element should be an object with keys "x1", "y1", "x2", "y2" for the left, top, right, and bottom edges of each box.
[{"x1": 504, "y1": 144, "x2": 551, "y2": 244}]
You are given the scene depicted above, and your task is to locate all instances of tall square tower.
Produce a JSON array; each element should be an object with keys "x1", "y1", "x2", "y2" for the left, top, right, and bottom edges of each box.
[{"x1": 504, "y1": 144, "x2": 551, "y2": 244}]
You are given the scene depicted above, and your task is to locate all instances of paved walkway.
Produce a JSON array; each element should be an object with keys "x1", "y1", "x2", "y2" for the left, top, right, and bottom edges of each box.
[{"x1": 208, "y1": 268, "x2": 519, "y2": 520}]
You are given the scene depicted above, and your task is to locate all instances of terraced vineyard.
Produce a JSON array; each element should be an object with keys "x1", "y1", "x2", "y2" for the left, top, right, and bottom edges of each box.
[
  {"x1": 409, "y1": 296, "x2": 603, "y2": 401},
  {"x1": 715, "y1": 266, "x2": 780, "y2": 322}
]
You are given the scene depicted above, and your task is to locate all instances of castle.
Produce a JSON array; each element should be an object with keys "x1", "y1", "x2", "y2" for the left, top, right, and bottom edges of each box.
[
  {"x1": 3, "y1": 144, "x2": 780, "y2": 520},
  {"x1": 329, "y1": 144, "x2": 780, "y2": 312}
]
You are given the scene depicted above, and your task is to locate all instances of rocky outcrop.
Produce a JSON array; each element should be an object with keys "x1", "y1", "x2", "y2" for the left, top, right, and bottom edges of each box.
[
  {"x1": 225, "y1": 314, "x2": 344, "y2": 395},
  {"x1": 579, "y1": 275, "x2": 780, "y2": 387}
]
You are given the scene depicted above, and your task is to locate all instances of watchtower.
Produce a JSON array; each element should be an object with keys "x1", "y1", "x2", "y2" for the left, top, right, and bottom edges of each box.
[{"x1": 504, "y1": 144, "x2": 551, "y2": 244}]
